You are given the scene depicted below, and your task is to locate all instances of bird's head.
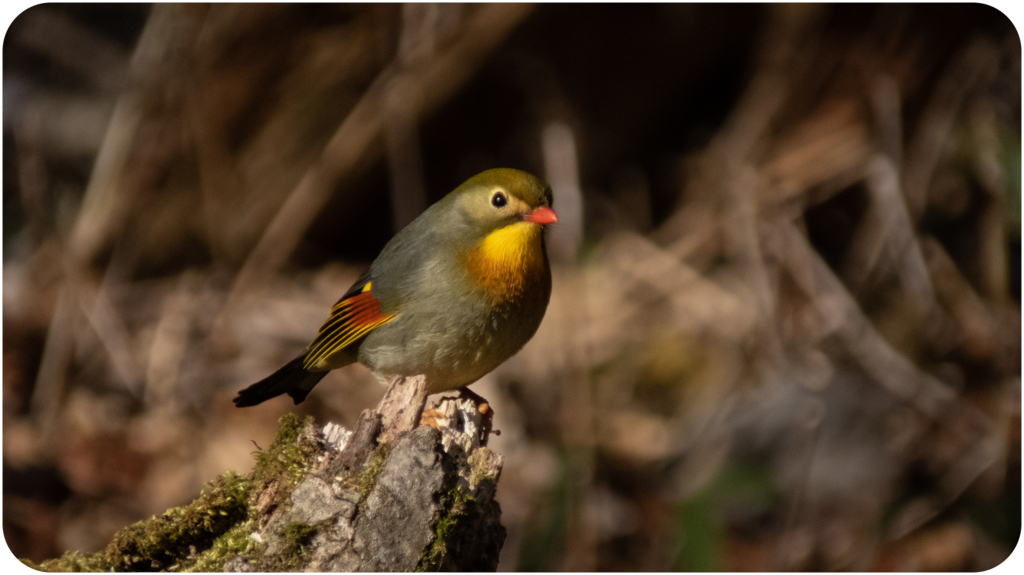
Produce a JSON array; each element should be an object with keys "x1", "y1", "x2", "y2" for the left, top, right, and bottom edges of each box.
[
  {"x1": 444, "y1": 168, "x2": 558, "y2": 301},
  {"x1": 452, "y1": 168, "x2": 557, "y2": 237}
]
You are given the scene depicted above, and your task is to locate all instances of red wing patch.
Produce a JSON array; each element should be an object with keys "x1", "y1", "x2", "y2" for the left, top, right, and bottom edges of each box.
[{"x1": 303, "y1": 286, "x2": 394, "y2": 370}]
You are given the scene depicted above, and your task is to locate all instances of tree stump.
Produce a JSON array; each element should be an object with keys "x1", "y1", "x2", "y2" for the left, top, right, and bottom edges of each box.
[{"x1": 28, "y1": 376, "x2": 506, "y2": 572}]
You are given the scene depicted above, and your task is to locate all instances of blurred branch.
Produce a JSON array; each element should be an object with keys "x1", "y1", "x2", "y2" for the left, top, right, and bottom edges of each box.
[
  {"x1": 968, "y1": 100, "x2": 1011, "y2": 303},
  {"x1": 770, "y1": 219, "x2": 956, "y2": 417},
  {"x1": 28, "y1": 9, "x2": 203, "y2": 449},
  {"x1": 841, "y1": 156, "x2": 936, "y2": 314},
  {"x1": 542, "y1": 122, "x2": 584, "y2": 264},
  {"x1": 656, "y1": 4, "x2": 821, "y2": 248},
  {"x1": 385, "y1": 104, "x2": 429, "y2": 232},
  {"x1": 67, "y1": 5, "x2": 205, "y2": 267},
  {"x1": 144, "y1": 271, "x2": 203, "y2": 409},
  {"x1": 77, "y1": 281, "x2": 142, "y2": 394},
  {"x1": 921, "y1": 237, "x2": 1001, "y2": 364},
  {"x1": 30, "y1": 287, "x2": 75, "y2": 441},
  {"x1": 10, "y1": 7, "x2": 130, "y2": 93},
  {"x1": 188, "y1": 72, "x2": 242, "y2": 265},
  {"x1": 867, "y1": 75, "x2": 903, "y2": 168},
  {"x1": 384, "y1": 4, "x2": 451, "y2": 232},
  {"x1": 757, "y1": 99, "x2": 873, "y2": 209},
  {"x1": 12, "y1": 120, "x2": 50, "y2": 246},
  {"x1": 713, "y1": 3, "x2": 821, "y2": 159},
  {"x1": 902, "y1": 38, "x2": 1001, "y2": 221},
  {"x1": 730, "y1": 165, "x2": 784, "y2": 368}
]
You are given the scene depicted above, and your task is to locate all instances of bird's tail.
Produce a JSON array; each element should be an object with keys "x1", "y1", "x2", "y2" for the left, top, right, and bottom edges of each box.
[{"x1": 233, "y1": 355, "x2": 329, "y2": 407}]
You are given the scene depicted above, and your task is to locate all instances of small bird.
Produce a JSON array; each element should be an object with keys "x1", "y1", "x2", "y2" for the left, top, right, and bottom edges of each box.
[{"x1": 234, "y1": 168, "x2": 558, "y2": 407}]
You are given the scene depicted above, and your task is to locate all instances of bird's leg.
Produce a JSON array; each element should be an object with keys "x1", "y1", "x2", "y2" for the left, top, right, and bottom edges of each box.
[{"x1": 419, "y1": 388, "x2": 498, "y2": 446}]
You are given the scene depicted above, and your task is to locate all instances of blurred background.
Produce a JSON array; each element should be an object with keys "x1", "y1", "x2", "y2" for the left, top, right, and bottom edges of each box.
[{"x1": 3, "y1": 3, "x2": 1020, "y2": 570}]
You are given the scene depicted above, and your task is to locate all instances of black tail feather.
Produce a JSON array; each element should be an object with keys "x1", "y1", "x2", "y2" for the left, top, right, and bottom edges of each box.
[{"x1": 234, "y1": 356, "x2": 328, "y2": 407}]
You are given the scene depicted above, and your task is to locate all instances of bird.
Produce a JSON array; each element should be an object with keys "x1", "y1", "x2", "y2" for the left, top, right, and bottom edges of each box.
[{"x1": 234, "y1": 168, "x2": 558, "y2": 407}]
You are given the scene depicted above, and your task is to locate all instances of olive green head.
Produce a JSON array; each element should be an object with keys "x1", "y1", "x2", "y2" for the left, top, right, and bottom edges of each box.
[{"x1": 445, "y1": 168, "x2": 556, "y2": 240}]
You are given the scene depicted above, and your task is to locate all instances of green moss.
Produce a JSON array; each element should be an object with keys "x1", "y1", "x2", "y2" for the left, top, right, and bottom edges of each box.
[
  {"x1": 31, "y1": 414, "x2": 319, "y2": 572},
  {"x1": 24, "y1": 550, "x2": 109, "y2": 572},
  {"x1": 415, "y1": 487, "x2": 474, "y2": 572},
  {"x1": 254, "y1": 518, "x2": 334, "y2": 572},
  {"x1": 250, "y1": 413, "x2": 319, "y2": 496},
  {"x1": 277, "y1": 521, "x2": 317, "y2": 569},
  {"x1": 184, "y1": 522, "x2": 262, "y2": 572},
  {"x1": 473, "y1": 473, "x2": 499, "y2": 492},
  {"x1": 34, "y1": 471, "x2": 250, "y2": 572},
  {"x1": 112, "y1": 472, "x2": 249, "y2": 569},
  {"x1": 186, "y1": 414, "x2": 318, "y2": 572},
  {"x1": 281, "y1": 521, "x2": 316, "y2": 555}
]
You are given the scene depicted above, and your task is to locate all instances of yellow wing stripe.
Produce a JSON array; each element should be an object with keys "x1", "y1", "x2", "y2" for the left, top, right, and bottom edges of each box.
[
  {"x1": 304, "y1": 289, "x2": 394, "y2": 370},
  {"x1": 309, "y1": 299, "x2": 377, "y2": 356}
]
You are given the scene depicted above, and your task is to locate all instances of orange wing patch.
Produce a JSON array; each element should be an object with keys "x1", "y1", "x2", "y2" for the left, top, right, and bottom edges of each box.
[{"x1": 303, "y1": 285, "x2": 394, "y2": 370}]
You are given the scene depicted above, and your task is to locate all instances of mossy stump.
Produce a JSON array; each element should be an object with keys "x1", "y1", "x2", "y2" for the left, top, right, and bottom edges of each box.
[{"x1": 27, "y1": 389, "x2": 506, "y2": 572}]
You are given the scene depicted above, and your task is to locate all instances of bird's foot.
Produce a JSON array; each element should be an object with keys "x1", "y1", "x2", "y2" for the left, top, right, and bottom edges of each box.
[
  {"x1": 420, "y1": 388, "x2": 498, "y2": 448},
  {"x1": 457, "y1": 387, "x2": 496, "y2": 444}
]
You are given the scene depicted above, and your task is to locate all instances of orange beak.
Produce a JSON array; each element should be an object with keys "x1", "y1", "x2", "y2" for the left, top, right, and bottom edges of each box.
[{"x1": 523, "y1": 206, "x2": 558, "y2": 225}]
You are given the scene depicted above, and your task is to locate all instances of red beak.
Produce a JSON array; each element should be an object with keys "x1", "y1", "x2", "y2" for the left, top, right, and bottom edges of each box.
[{"x1": 523, "y1": 206, "x2": 558, "y2": 225}]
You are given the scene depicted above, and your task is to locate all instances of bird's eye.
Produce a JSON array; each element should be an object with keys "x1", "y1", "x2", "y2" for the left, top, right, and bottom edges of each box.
[{"x1": 491, "y1": 191, "x2": 507, "y2": 208}]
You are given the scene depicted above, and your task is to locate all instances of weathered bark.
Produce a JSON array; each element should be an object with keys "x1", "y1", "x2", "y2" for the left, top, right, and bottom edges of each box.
[
  {"x1": 30, "y1": 376, "x2": 506, "y2": 572},
  {"x1": 231, "y1": 385, "x2": 506, "y2": 572}
]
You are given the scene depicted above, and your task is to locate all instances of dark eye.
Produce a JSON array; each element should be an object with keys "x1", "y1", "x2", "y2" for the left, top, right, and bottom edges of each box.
[{"x1": 491, "y1": 191, "x2": 507, "y2": 208}]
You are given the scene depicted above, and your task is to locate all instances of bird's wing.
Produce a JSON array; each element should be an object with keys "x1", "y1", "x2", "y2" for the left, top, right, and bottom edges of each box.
[{"x1": 302, "y1": 270, "x2": 395, "y2": 370}]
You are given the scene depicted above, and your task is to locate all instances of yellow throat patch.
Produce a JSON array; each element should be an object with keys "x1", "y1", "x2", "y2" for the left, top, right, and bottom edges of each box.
[{"x1": 465, "y1": 221, "x2": 545, "y2": 303}]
